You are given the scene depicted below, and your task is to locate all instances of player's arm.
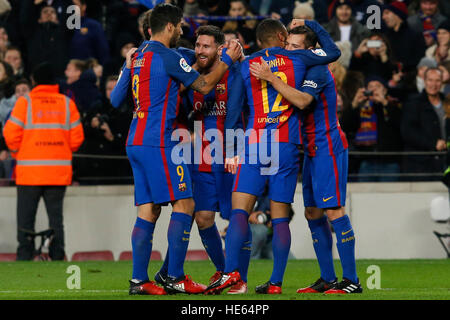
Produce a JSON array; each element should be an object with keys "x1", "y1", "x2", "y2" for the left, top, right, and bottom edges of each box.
[
  {"x1": 250, "y1": 58, "x2": 313, "y2": 110},
  {"x1": 110, "y1": 47, "x2": 137, "y2": 108},
  {"x1": 290, "y1": 19, "x2": 341, "y2": 66},
  {"x1": 224, "y1": 67, "x2": 246, "y2": 174},
  {"x1": 190, "y1": 41, "x2": 242, "y2": 95}
]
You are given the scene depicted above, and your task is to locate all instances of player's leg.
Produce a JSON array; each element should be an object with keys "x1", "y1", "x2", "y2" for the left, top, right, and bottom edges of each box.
[
  {"x1": 255, "y1": 142, "x2": 299, "y2": 294},
  {"x1": 254, "y1": 200, "x2": 291, "y2": 294},
  {"x1": 193, "y1": 171, "x2": 225, "y2": 280},
  {"x1": 296, "y1": 206, "x2": 338, "y2": 293},
  {"x1": 319, "y1": 150, "x2": 361, "y2": 294},
  {"x1": 126, "y1": 145, "x2": 166, "y2": 295}
]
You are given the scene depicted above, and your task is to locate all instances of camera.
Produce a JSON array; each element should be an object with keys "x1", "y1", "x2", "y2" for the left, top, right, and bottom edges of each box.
[
  {"x1": 367, "y1": 40, "x2": 382, "y2": 48},
  {"x1": 364, "y1": 90, "x2": 373, "y2": 97},
  {"x1": 97, "y1": 114, "x2": 109, "y2": 127}
]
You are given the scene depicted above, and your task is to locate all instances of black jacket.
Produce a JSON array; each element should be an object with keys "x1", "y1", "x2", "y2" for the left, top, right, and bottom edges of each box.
[
  {"x1": 384, "y1": 22, "x2": 426, "y2": 72},
  {"x1": 401, "y1": 91, "x2": 446, "y2": 177}
]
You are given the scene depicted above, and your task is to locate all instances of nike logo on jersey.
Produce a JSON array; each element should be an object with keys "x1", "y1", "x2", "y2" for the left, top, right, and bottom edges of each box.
[
  {"x1": 323, "y1": 196, "x2": 334, "y2": 202},
  {"x1": 342, "y1": 229, "x2": 353, "y2": 236}
]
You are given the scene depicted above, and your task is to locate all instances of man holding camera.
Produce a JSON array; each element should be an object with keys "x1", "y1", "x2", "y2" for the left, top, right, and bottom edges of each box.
[{"x1": 341, "y1": 75, "x2": 403, "y2": 181}]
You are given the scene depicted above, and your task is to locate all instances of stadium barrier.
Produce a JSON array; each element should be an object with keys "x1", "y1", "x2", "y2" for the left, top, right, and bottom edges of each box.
[{"x1": 0, "y1": 181, "x2": 448, "y2": 260}]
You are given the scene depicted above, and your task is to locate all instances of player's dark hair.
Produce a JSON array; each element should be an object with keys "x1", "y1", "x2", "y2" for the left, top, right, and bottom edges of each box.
[
  {"x1": 289, "y1": 26, "x2": 318, "y2": 49},
  {"x1": 196, "y1": 25, "x2": 225, "y2": 45},
  {"x1": 223, "y1": 29, "x2": 239, "y2": 38},
  {"x1": 141, "y1": 10, "x2": 152, "y2": 40},
  {"x1": 255, "y1": 18, "x2": 287, "y2": 45},
  {"x1": 150, "y1": 3, "x2": 183, "y2": 35}
]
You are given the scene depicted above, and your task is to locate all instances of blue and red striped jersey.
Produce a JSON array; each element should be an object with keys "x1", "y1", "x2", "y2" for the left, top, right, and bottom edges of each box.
[
  {"x1": 127, "y1": 40, "x2": 200, "y2": 147},
  {"x1": 300, "y1": 65, "x2": 348, "y2": 156},
  {"x1": 187, "y1": 62, "x2": 241, "y2": 172}
]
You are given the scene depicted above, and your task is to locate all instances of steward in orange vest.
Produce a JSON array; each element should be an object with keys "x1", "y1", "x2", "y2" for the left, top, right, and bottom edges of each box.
[
  {"x1": 3, "y1": 79, "x2": 84, "y2": 185},
  {"x1": 3, "y1": 62, "x2": 84, "y2": 260}
]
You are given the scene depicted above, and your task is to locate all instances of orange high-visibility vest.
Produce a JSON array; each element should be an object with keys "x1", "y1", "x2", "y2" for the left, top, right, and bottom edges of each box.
[{"x1": 3, "y1": 85, "x2": 84, "y2": 185}]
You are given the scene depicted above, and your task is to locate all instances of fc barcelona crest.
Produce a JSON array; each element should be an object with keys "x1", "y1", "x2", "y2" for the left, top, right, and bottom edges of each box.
[
  {"x1": 216, "y1": 83, "x2": 226, "y2": 95},
  {"x1": 178, "y1": 182, "x2": 187, "y2": 192}
]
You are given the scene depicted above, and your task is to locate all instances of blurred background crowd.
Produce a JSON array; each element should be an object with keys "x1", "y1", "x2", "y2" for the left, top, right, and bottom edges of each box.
[{"x1": 0, "y1": 0, "x2": 448, "y2": 184}]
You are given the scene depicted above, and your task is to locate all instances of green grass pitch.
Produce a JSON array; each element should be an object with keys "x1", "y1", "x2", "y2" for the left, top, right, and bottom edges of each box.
[{"x1": 0, "y1": 259, "x2": 448, "y2": 300}]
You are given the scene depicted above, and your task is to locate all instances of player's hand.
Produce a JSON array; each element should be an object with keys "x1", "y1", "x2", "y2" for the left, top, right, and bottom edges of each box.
[
  {"x1": 34, "y1": 0, "x2": 44, "y2": 5},
  {"x1": 250, "y1": 58, "x2": 275, "y2": 82},
  {"x1": 126, "y1": 47, "x2": 138, "y2": 69},
  {"x1": 290, "y1": 19, "x2": 305, "y2": 28},
  {"x1": 225, "y1": 39, "x2": 243, "y2": 63},
  {"x1": 225, "y1": 156, "x2": 240, "y2": 174}
]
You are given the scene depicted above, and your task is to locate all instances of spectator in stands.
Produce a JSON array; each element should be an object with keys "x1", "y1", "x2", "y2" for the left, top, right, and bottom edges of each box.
[
  {"x1": 197, "y1": 0, "x2": 230, "y2": 28},
  {"x1": 425, "y1": 20, "x2": 450, "y2": 63},
  {"x1": 382, "y1": 1, "x2": 427, "y2": 72},
  {"x1": 104, "y1": 32, "x2": 137, "y2": 80},
  {"x1": 85, "y1": 58, "x2": 103, "y2": 88},
  {"x1": 0, "y1": 60, "x2": 14, "y2": 100},
  {"x1": 329, "y1": 0, "x2": 379, "y2": 25},
  {"x1": 184, "y1": 0, "x2": 207, "y2": 16},
  {"x1": 401, "y1": 67, "x2": 447, "y2": 180},
  {"x1": 349, "y1": 32, "x2": 396, "y2": 82},
  {"x1": 222, "y1": 0, "x2": 257, "y2": 48},
  {"x1": 70, "y1": 0, "x2": 110, "y2": 66},
  {"x1": 0, "y1": 26, "x2": 9, "y2": 60},
  {"x1": 60, "y1": 59, "x2": 102, "y2": 118},
  {"x1": 407, "y1": 0, "x2": 447, "y2": 48},
  {"x1": 325, "y1": 0, "x2": 369, "y2": 52},
  {"x1": 75, "y1": 75, "x2": 132, "y2": 183},
  {"x1": 0, "y1": 78, "x2": 31, "y2": 127},
  {"x1": 4, "y1": 46, "x2": 25, "y2": 79},
  {"x1": 415, "y1": 57, "x2": 438, "y2": 94},
  {"x1": 341, "y1": 75, "x2": 403, "y2": 182},
  {"x1": 438, "y1": 61, "x2": 450, "y2": 96},
  {"x1": 20, "y1": 1, "x2": 71, "y2": 77},
  {"x1": 292, "y1": 0, "x2": 315, "y2": 20}
]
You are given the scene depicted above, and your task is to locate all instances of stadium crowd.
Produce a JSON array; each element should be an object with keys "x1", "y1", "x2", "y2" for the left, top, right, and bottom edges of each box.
[{"x1": 0, "y1": 0, "x2": 448, "y2": 183}]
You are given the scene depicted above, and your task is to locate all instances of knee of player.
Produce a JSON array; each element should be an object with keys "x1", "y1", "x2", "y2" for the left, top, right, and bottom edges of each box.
[
  {"x1": 173, "y1": 197, "x2": 195, "y2": 215},
  {"x1": 304, "y1": 207, "x2": 324, "y2": 220},
  {"x1": 194, "y1": 211, "x2": 215, "y2": 229},
  {"x1": 324, "y1": 207, "x2": 345, "y2": 221}
]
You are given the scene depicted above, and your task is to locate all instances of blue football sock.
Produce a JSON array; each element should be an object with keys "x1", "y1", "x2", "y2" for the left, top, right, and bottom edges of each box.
[
  {"x1": 199, "y1": 223, "x2": 225, "y2": 272},
  {"x1": 167, "y1": 211, "x2": 192, "y2": 279},
  {"x1": 269, "y1": 217, "x2": 291, "y2": 285},
  {"x1": 131, "y1": 217, "x2": 155, "y2": 281},
  {"x1": 158, "y1": 248, "x2": 169, "y2": 277},
  {"x1": 238, "y1": 223, "x2": 252, "y2": 283},
  {"x1": 331, "y1": 215, "x2": 358, "y2": 283},
  {"x1": 224, "y1": 209, "x2": 249, "y2": 274},
  {"x1": 159, "y1": 216, "x2": 194, "y2": 277},
  {"x1": 307, "y1": 216, "x2": 337, "y2": 283}
]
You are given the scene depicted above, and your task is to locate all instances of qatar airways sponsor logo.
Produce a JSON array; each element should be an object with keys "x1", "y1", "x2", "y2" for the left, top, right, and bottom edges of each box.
[{"x1": 194, "y1": 100, "x2": 227, "y2": 117}]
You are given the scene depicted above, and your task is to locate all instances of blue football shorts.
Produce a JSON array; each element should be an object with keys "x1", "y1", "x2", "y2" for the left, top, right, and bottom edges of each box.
[
  {"x1": 302, "y1": 149, "x2": 348, "y2": 208},
  {"x1": 126, "y1": 145, "x2": 193, "y2": 205},
  {"x1": 232, "y1": 142, "x2": 300, "y2": 204}
]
